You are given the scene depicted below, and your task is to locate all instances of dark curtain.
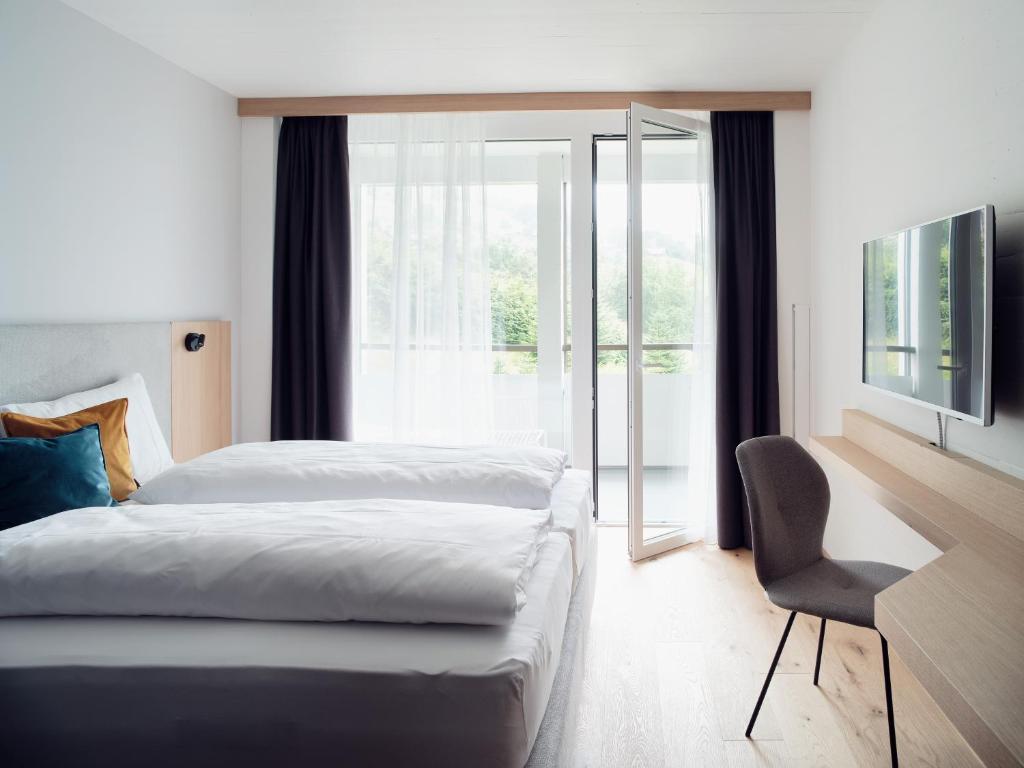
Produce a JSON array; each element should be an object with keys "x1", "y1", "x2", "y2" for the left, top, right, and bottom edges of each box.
[
  {"x1": 271, "y1": 116, "x2": 353, "y2": 441},
  {"x1": 712, "y1": 111, "x2": 781, "y2": 549}
]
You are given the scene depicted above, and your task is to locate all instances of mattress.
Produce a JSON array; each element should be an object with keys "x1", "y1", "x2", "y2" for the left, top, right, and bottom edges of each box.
[
  {"x1": 0, "y1": 533, "x2": 576, "y2": 768},
  {"x1": 551, "y1": 468, "x2": 595, "y2": 580}
]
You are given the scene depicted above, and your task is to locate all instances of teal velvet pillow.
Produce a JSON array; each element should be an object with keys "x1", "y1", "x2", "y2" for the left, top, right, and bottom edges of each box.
[{"x1": 0, "y1": 423, "x2": 115, "y2": 529}]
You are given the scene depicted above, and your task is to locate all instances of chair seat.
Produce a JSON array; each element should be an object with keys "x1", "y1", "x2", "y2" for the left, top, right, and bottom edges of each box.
[{"x1": 765, "y1": 558, "x2": 912, "y2": 629}]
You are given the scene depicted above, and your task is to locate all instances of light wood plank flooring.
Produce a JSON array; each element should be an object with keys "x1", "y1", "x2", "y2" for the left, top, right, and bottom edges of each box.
[{"x1": 574, "y1": 527, "x2": 984, "y2": 767}]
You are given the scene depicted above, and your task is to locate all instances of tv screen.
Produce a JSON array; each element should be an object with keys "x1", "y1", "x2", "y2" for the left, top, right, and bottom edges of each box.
[{"x1": 862, "y1": 205, "x2": 994, "y2": 425}]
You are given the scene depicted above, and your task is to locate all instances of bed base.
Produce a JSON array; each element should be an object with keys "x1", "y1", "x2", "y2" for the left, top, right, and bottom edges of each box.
[{"x1": 525, "y1": 529, "x2": 598, "y2": 767}]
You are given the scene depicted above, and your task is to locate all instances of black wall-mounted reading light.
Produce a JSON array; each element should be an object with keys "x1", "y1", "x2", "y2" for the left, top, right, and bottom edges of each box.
[{"x1": 184, "y1": 332, "x2": 206, "y2": 352}]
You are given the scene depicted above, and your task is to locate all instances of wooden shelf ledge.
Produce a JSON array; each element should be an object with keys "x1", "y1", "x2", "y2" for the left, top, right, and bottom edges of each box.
[{"x1": 810, "y1": 411, "x2": 1024, "y2": 768}]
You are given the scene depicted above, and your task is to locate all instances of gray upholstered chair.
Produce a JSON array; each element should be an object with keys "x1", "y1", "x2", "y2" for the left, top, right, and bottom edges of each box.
[{"x1": 736, "y1": 436, "x2": 911, "y2": 768}]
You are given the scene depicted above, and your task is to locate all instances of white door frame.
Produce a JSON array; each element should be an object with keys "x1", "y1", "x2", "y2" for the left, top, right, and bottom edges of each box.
[{"x1": 627, "y1": 102, "x2": 705, "y2": 561}]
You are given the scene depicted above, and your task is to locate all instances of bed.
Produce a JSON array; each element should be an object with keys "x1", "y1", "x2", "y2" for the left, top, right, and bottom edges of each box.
[
  {"x1": 0, "y1": 490, "x2": 595, "y2": 767},
  {"x1": 0, "y1": 321, "x2": 596, "y2": 768},
  {"x1": 0, "y1": 530, "x2": 596, "y2": 767}
]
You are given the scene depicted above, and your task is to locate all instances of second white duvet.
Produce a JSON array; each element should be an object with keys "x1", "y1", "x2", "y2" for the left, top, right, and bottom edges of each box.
[
  {"x1": 131, "y1": 441, "x2": 568, "y2": 509},
  {"x1": 0, "y1": 499, "x2": 552, "y2": 626}
]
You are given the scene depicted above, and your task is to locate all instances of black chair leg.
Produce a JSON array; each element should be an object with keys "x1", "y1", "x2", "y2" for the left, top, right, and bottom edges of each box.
[
  {"x1": 813, "y1": 618, "x2": 827, "y2": 685},
  {"x1": 746, "y1": 610, "x2": 796, "y2": 738},
  {"x1": 880, "y1": 634, "x2": 899, "y2": 768}
]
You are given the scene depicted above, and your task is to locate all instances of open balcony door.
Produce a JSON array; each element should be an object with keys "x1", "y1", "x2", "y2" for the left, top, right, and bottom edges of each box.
[{"x1": 626, "y1": 103, "x2": 707, "y2": 562}]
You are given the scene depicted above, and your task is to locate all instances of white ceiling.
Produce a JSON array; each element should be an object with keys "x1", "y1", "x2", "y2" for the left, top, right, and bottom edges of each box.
[{"x1": 61, "y1": 0, "x2": 879, "y2": 98}]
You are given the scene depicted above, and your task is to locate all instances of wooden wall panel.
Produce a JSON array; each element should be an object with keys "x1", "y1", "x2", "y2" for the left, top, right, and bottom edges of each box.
[
  {"x1": 237, "y1": 90, "x2": 811, "y2": 117},
  {"x1": 170, "y1": 321, "x2": 231, "y2": 462},
  {"x1": 841, "y1": 410, "x2": 1024, "y2": 542}
]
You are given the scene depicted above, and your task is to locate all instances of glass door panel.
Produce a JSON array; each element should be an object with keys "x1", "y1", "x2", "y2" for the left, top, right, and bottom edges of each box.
[
  {"x1": 627, "y1": 103, "x2": 703, "y2": 561},
  {"x1": 593, "y1": 137, "x2": 629, "y2": 522}
]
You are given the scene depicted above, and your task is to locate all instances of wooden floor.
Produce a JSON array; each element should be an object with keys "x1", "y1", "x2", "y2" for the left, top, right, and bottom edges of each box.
[{"x1": 574, "y1": 527, "x2": 984, "y2": 768}]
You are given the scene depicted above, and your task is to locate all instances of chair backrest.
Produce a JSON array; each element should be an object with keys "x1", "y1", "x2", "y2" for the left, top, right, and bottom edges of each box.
[{"x1": 735, "y1": 436, "x2": 829, "y2": 588}]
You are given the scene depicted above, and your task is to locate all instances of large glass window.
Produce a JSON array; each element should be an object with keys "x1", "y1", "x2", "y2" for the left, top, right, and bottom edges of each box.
[
  {"x1": 486, "y1": 140, "x2": 572, "y2": 454},
  {"x1": 351, "y1": 131, "x2": 572, "y2": 453}
]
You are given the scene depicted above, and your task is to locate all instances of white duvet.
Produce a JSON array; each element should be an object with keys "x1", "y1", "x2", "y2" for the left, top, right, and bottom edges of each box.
[
  {"x1": 0, "y1": 499, "x2": 552, "y2": 625},
  {"x1": 132, "y1": 441, "x2": 568, "y2": 509}
]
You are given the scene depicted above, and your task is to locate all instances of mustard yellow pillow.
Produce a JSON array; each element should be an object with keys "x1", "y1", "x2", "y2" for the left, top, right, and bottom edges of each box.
[{"x1": 1, "y1": 398, "x2": 137, "y2": 501}]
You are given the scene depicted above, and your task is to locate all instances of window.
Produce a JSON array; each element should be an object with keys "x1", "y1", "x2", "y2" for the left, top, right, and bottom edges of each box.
[{"x1": 350, "y1": 122, "x2": 571, "y2": 451}]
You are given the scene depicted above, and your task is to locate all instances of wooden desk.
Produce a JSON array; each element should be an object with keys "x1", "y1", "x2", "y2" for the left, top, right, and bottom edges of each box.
[{"x1": 810, "y1": 411, "x2": 1024, "y2": 768}]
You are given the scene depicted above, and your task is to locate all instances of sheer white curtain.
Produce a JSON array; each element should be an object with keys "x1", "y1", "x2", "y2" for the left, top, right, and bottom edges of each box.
[
  {"x1": 685, "y1": 114, "x2": 717, "y2": 543},
  {"x1": 349, "y1": 114, "x2": 494, "y2": 445}
]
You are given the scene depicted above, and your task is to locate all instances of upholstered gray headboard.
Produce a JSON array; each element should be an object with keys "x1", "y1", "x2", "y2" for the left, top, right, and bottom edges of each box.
[{"x1": 0, "y1": 323, "x2": 172, "y2": 440}]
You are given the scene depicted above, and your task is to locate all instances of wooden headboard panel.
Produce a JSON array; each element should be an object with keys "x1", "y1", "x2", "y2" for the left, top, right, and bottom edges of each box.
[
  {"x1": 0, "y1": 321, "x2": 231, "y2": 464},
  {"x1": 170, "y1": 320, "x2": 232, "y2": 462}
]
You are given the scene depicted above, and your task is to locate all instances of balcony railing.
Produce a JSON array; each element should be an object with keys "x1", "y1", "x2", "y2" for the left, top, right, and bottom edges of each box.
[
  {"x1": 865, "y1": 344, "x2": 953, "y2": 355},
  {"x1": 361, "y1": 342, "x2": 694, "y2": 352}
]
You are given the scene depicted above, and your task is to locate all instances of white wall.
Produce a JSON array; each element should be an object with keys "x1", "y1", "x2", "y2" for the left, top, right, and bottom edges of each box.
[
  {"x1": 775, "y1": 111, "x2": 814, "y2": 440},
  {"x1": 809, "y1": 0, "x2": 1024, "y2": 564},
  {"x1": 0, "y1": 0, "x2": 241, "y2": 435},
  {"x1": 239, "y1": 117, "x2": 277, "y2": 443}
]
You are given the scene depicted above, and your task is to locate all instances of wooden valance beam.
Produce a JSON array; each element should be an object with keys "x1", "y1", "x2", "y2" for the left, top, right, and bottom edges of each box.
[{"x1": 237, "y1": 90, "x2": 811, "y2": 117}]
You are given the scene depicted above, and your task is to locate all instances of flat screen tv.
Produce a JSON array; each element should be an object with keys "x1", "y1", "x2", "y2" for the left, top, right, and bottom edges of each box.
[{"x1": 862, "y1": 205, "x2": 994, "y2": 426}]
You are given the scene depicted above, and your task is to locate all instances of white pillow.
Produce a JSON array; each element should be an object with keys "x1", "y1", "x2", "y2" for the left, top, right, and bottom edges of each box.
[{"x1": 0, "y1": 373, "x2": 173, "y2": 484}]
